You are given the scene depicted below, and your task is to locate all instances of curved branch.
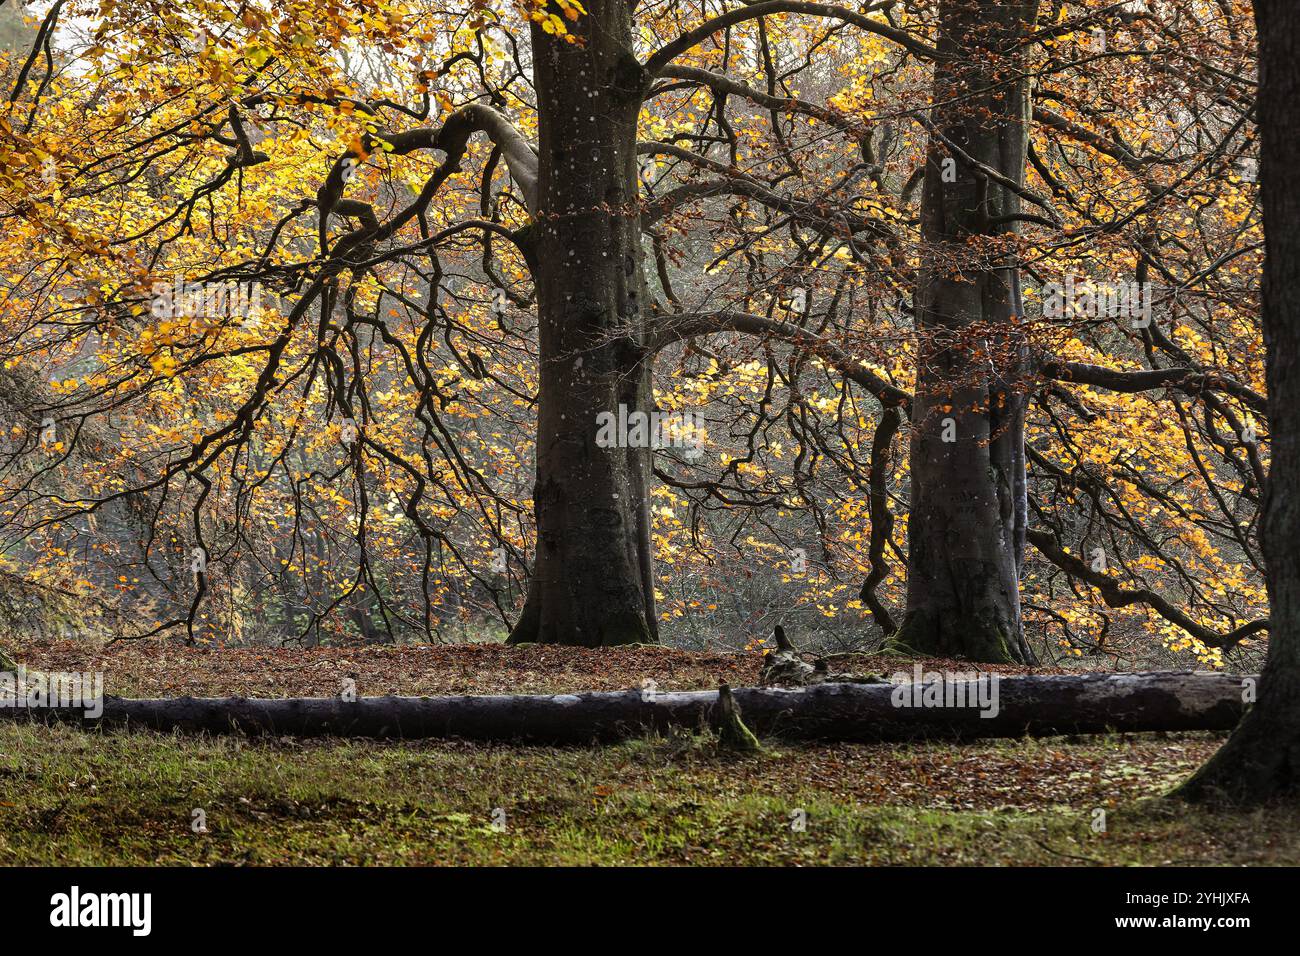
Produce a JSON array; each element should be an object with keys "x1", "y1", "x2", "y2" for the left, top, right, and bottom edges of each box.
[
  {"x1": 858, "y1": 404, "x2": 903, "y2": 632},
  {"x1": 648, "y1": 310, "x2": 912, "y2": 410},
  {"x1": 653, "y1": 65, "x2": 871, "y2": 143},
  {"x1": 317, "y1": 104, "x2": 538, "y2": 255},
  {"x1": 1026, "y1": 528, "x2": 1268, "y2": 650},
  {"x1": 643, "y1": 2, "x2": 939, "y2": 75},
  {"x1": 1042, "y1": 360, "x2": 1267, "y2": 416}
]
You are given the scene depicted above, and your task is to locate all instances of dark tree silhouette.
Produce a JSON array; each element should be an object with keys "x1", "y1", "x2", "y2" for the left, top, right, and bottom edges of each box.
[{"x1": 1176, "y1": 0, "x2": 1300, "y2": 805}]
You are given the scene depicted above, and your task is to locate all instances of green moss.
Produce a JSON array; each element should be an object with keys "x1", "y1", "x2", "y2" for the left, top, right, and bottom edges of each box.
[
  {"x1": 715, "y1": 685, "x2": 762, "y2": 754},
  {"x1": 890, "y1": 610, "x2": 1019, "y2": 664},
  {"x1": 1, "y1": 723, "x2": 1297, "y2": 865}
]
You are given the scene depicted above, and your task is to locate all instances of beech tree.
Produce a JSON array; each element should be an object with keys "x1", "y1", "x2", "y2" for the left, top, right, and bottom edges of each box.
[
  {"x1": 1178, "y1": 0, "x2": 1300, "y2": 805},
  {"x1": 0, "y1": 0, "x2": 1272, "y2": 667},
  {"x1": 641, "y1": 0, "x2": 1265, "y2": 663},
  {"x1": 890, "y1": 0, "x2": 1038, "y2": 663}
]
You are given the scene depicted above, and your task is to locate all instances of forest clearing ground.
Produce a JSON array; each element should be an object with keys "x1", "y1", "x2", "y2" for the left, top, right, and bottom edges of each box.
[
  {"x1": 12, "y1": 637, "x2": 1060, "y2": 698},
  {"x1": 3, "y1": 721, "x2": 1296, "y2": 865},
  {"x1": 3, "y1": 640, "x2": 1292, "y2": 865}
]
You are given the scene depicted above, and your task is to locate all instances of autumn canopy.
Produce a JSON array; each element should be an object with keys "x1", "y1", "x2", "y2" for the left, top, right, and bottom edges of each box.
[{"x1": 0, "y1": 0, "x2": 1265, "y2": 670}]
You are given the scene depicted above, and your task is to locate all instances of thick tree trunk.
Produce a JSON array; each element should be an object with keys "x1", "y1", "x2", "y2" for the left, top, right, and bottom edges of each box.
[
  {"x1": 1176, "y1": 0, "x2": 1300, "y2": 805},
  {"x1": 3, "y1": 672, "x2": 1249, "y2": 743},
  {"x1": 894, "y1": 0, "x2": 1038, "y2": 664},
  {"x1": 508, "y1": 1, "x2": 658, "y2": 647}
]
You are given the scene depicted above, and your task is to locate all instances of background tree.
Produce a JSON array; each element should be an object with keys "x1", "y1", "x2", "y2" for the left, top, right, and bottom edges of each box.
[{"x1": 891, "y1": 0, "x2": 1039, "y2": 663}]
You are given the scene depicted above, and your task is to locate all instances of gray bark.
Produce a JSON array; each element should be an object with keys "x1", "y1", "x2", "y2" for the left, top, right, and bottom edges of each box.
[
  {"x1": 896, "y1": 0, "x2": 1039, "y2": 664},
  {"x1": 507, "y1": 0, "x2": 658, "y2": 646}
]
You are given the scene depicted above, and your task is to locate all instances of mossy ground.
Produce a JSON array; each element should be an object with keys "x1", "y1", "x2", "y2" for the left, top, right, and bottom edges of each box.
[{"x1": 3, "y1": 722, "x2": 1297, "y2": 865}]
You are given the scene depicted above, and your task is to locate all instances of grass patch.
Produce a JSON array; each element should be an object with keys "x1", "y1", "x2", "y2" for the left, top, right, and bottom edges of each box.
[{"x1": 2, "y1": 722, "x2": 1296, "y2": 865}]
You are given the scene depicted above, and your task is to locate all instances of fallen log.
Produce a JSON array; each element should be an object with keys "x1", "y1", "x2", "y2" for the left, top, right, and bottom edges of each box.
[{"x1": 0, "y1": 671, "x2": 1252, "y2": 743}]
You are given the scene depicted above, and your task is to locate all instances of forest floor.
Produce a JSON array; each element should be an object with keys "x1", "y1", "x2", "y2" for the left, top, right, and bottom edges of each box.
[
  {"x1": 3, "y1": 639, "x2": 1295, "y2": 866},
  {"x1": 8, "y1": 636, "x2": 1060, "y2": 697}
]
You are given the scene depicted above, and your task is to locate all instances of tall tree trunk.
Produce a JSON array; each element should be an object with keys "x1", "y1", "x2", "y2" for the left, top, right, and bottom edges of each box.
[
  {"x1": 892, "y1": 0, "x2": 1037, "y2": 665},
  {"x1": 1176, "y1": 0, "x2": 1300, "y2": 805},
  {"x1": 507, "y1": 1, "x2": 658, "y2": 647}
]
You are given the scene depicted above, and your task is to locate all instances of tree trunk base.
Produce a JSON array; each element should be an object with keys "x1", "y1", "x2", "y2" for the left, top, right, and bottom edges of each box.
[
  {"x1": 887, "y1": 609, "x2": 1025, "y2": 665},
  {"x1": 1173, "y1": 705, "x2": 1300, "y2": 806},
  {"x1": 505, "y1": 616, "x2": 654, "y2": 648},
  {"x1": 505, "y1": 584, "x2": 657, "y2": 648}
]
